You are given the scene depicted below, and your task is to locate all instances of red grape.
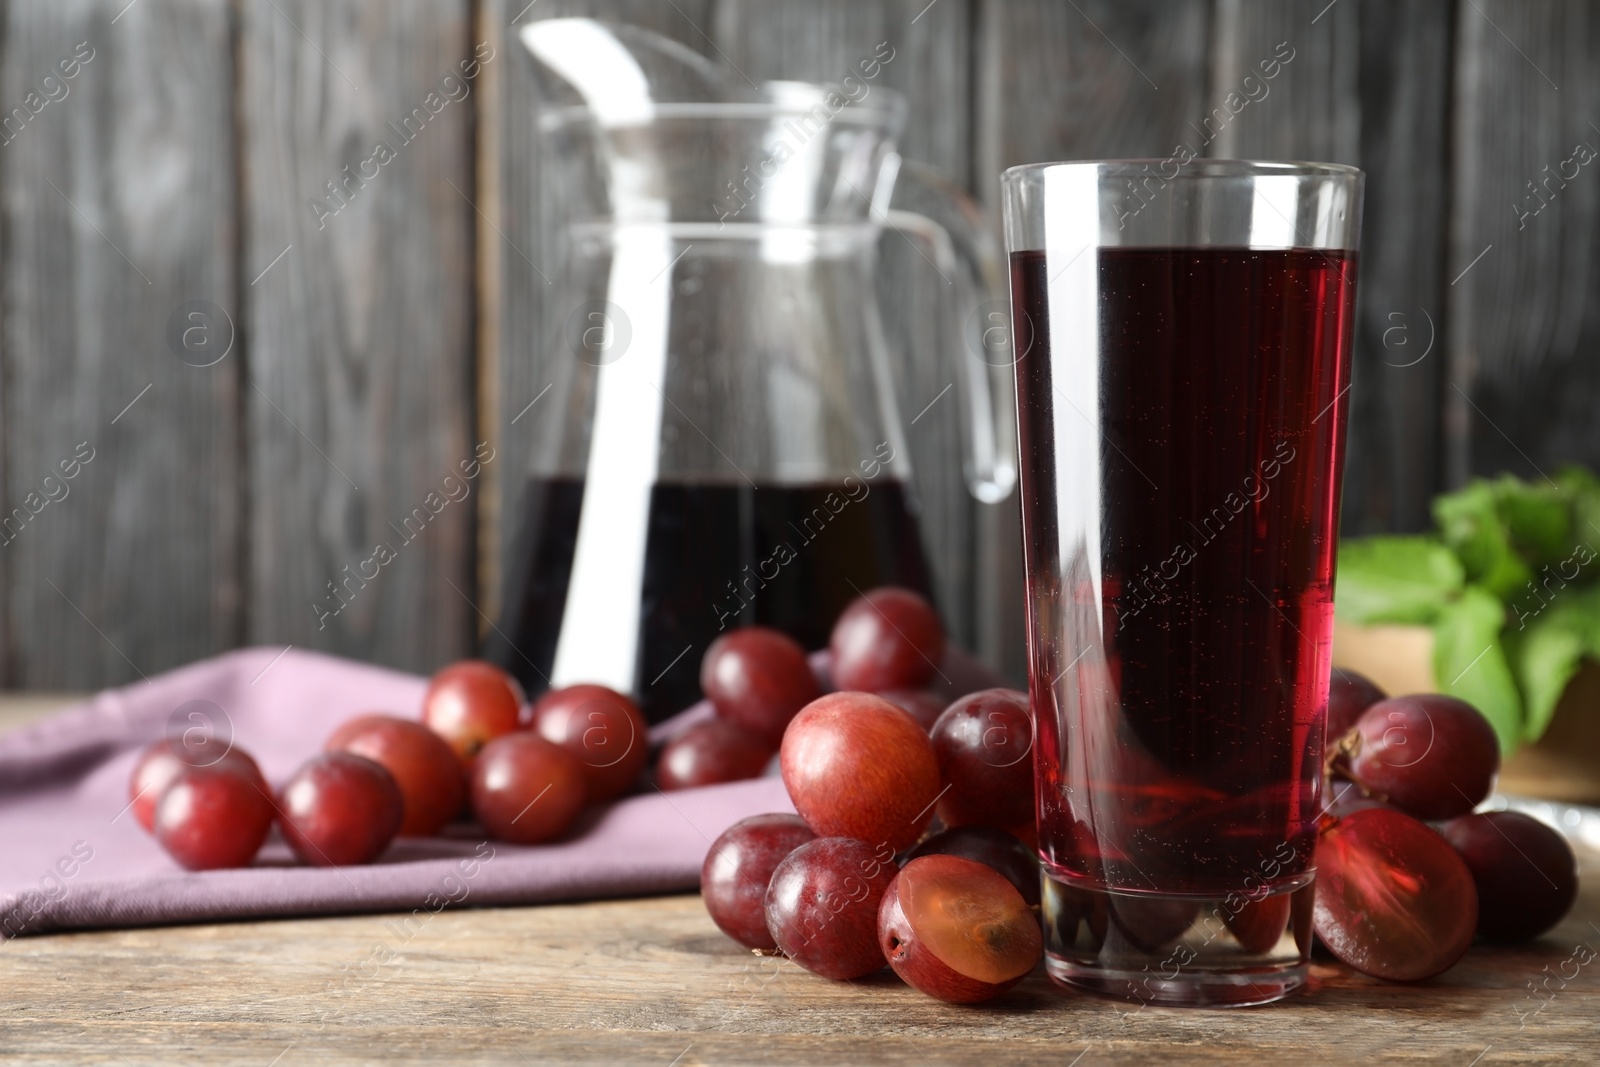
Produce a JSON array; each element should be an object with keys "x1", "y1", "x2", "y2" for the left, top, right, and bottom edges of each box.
[
  {"x1": 1043, "y1": 881, "x2": 1109, "y2": 954},
  {"x1": 657, "y1": 720, "x2": 773, "y2": 791},
  {"x1": 929, "y1": 688, "x2": 1033, "y2": 829},
  {"x1": 874, "y1": 688, "x2": 947, "y2": 732},
  {"x1": 1327, "y1": 668, "x2": 1385, "y2": 750},
  {"x1": 324, "y1": 713, "x2": 396, "y2": 753},
  {"x1": 829, "y1": 587, "x2": 944, "y2": 692},
  {"x1": 1106, "y1": 895, "x2": 1200, "y2": 954},
  {"x1": 764, "y1": 837, "x2": 897, "y2": 979},
  {"x1": 701, "y1": 813, "x2": 816, "y2": 950},
  {"x1": 153, "y1": 765, "x2": 275, "y2": 870},
  {"x1": 1344, "y1": 695, "x2": 1500, "y2": 820},
  {"x1": 701, "y1": 627, "x2": 820, "y2": 744},
  {"x1": 1223, "y1": 894, "x2": 1292, "y2": 954},
  {"x1": 779, "y1": 692, "x2": 940, "y2": 851},
  {"x1": 1440, "y1": 811, "x2": 1578, "y2": 942},
  {"x1": 277, "y1": 753, "x2": 404, "y2": 866},
  {"x1": 906, "y1": 826, "x2": 1040, "y2": 907},
  {"x1": 329, "y1": 716, "x2": 466, "y2": 837},
  {"x1": 421, "y1": 660, "x2": 524, "y2": 765},
  {"x1": 471, "y1": 733, "x2": 586, "y2": 844},
  {"x1": 129, "y1": 740, "x2": 264, "y2": 834},
  {"x1": 1313, "y1": 807, "x2": 1478, "y2": 981},
  {"x1": 879, "y1": 854, "x2": 1042, "y2": 1003},
  {"x1": 529, "y1": 683, "x2": 648, "y2": 803}
]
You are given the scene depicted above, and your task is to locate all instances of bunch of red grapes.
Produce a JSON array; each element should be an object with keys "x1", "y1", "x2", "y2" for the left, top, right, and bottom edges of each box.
[
  {"x1": 701, "y1": 594, "x2": 1582, "y2": 1002},
  {"x1": 130, "y1": 660, "x2": 655, "y2": 869},
  {"x1": 700, "y1": 587, "x2": 1046, "y2": 1004},
  {"x1": 1314, "y1": 669, "x2": 1579, "y2": 979}
]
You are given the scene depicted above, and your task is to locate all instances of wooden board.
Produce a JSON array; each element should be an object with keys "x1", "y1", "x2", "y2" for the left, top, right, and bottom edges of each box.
[
  {"x1": 3, "y1": 878, "x2": 1599, "y2": 1065},
  {"x1": 0, "y1": 693, "x2": 84, "y2": 735},
  {"x1": 0, "y1": 0, "x2": 241, "y2": 688},
  {"x1": 239, "y1": 0, "x2": 476, "y2": 672},
  {"x1": 1445, "y1": 1, "x2": 1600, "y2": 487}
]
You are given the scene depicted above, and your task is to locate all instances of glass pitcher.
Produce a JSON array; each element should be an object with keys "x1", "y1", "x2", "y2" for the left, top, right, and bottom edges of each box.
[{"x1": 489, "y1": 19, "x2": 1015, "y2": 721}]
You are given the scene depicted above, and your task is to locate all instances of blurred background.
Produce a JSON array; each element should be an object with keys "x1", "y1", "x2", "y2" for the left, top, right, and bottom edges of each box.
[{"x1": 0, "y1": 0, "x2": 1592, "y2": 692}]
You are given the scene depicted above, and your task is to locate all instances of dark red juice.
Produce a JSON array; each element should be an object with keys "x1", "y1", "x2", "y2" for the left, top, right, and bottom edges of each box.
[
  {"x1": 1013, "y1": 247, "x2": 1356, "y2": 896},
  {"x1": 487, "y1": 478, "x2": 935, "y2": 723}
]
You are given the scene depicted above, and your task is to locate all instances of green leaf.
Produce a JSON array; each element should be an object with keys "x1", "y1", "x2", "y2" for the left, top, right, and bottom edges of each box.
[
  {"x1": 1506, "y1": 582, "x2": 1600, "y2": 743},
  {"x1": 1432, "y1": 481, "x2": 1531, "y2": 600},
  {"x1": 1547, "y1": 582, "x2": 1600, "y2": 646},
  {"x1": 1431, "y1": 585, "x2": 1522, "y2": 752},
  {"x1": 1558, "y1": 465, "x2": 1600, "y2": 551},
  {"x1": 1505, "y1": 616, "x2": 1585, "y2": 743},
  {"x1": 1493, "y1": 475, "x2": 1573, "y2": 570},
  {"x1": 1335, "y1": 536, "x2": 1463, "y2": 626}
]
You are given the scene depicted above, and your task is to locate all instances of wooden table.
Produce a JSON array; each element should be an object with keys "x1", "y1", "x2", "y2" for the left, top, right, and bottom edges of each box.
[{"x1": 5, "y1": 700, "x2": 1599, "y2": 1066}]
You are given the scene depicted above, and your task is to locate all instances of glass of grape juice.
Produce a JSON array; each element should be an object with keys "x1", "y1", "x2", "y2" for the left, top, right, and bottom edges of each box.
[{"x1": 1001, "y1": 160, "x2": 1363, "y2": 1006}]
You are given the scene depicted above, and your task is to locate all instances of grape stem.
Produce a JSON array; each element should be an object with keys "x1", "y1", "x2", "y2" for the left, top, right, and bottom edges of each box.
[{"x1": 1323, "y1": 726, "x2": 1362, "y2": 779}]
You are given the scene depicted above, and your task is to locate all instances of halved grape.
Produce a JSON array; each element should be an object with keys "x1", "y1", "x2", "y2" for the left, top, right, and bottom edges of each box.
[
  {"x1": 906, "y1": 825, "x2": 1040, "y2": 907},
  {"x1": 1313, "y1": 807, "x2": 1477, "y2": 981},
  {"x1": 1440, "y1": 811, "x2": 1578, "y2": 942},
  {"x1": 878, "y1": 855, "x2": 1041, "y2": 1003},
  {"x1": 1344, "y1": 694, "x2": 1500, "y2": 820}
]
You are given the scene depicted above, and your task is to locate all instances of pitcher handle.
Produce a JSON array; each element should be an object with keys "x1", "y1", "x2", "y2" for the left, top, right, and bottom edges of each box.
[{"x1": 877, "y1": 154, "x2": 1018, "y2": 505}]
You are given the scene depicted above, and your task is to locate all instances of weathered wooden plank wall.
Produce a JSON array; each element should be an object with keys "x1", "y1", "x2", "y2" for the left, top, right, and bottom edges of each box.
[
  {"x1": 1347, "y1": 0, "x2": 1453, "y2": 533},
  {"x1": 1, "y1": 0, "x2": 239, "y2": 688},
  {"x1": 1447, "y1": 0, "x2": 1600, "y2": 487},
  {"x1": 1206, "y1": 1, "x2": 1457, "y2": 537},
  {"x1": 0, "y1": 0, "x2": 1595, "y2": 689},
  {"x1": 239, "y1": 0, "x2": 476, "y2": 668}
]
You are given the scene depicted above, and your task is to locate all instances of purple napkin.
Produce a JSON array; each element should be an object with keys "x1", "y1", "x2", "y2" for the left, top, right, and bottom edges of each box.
[{"x1": 0, "y1": 645, "x2": 1002, "y2": 937}]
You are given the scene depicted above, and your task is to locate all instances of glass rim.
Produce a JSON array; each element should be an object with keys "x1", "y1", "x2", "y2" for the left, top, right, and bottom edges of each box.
[
  {"x1": 539, "y1": 80, "x2": 908, "y2": 130},
  {"x1": 1002, "y1": 159, "x2": 1362, "y2": 183}
]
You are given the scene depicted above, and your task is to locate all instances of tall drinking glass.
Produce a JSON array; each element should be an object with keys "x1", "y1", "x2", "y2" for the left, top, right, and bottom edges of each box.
[{"x1": 1002, "y1": 161, "x2": 1362, "y2": 1007}]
